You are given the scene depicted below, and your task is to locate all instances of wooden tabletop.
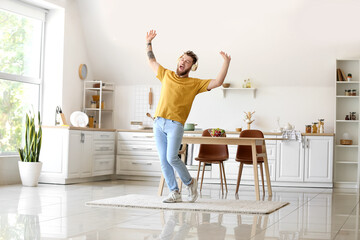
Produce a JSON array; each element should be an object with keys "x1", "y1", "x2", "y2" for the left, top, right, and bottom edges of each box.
[{"x1": 181, "y1": 136, "x2": 281, "y2": 145}]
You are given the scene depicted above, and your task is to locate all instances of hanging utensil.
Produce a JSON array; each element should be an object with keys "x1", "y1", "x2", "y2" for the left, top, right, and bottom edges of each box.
[
  {"x1": 146, "y1": 112, "x2": 154, "y2": 120},
  {"x1": 149, "y1": 88, "x2": 153, "y2": 109}
]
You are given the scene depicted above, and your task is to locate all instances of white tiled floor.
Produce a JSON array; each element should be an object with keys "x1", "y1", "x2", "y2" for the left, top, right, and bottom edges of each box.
[{"x1": 0, "y1": 180, "x2": 359, "y2": 239}]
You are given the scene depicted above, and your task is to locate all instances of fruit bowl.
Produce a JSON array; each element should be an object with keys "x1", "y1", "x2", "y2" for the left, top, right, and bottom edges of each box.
[
  {"x1": 208, "y1": 128, "x2": 225, "y2": 137},
  {"x1": 222, "y1": 83, "x2": 230, "y2": 88}
]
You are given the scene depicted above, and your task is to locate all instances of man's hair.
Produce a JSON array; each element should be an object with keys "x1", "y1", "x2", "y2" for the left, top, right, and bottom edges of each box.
[{"x1": 183, "y1": 51, "x2": 198, "y2": 65}]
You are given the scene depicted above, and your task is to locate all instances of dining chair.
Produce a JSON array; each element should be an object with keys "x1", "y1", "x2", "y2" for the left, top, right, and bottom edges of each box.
[
  {"x1": 235, "y1": 129, "x2": 266, "y2": 195},
  {"x1": 195, "y1": 129, "x2": 229, "y2": 194}
]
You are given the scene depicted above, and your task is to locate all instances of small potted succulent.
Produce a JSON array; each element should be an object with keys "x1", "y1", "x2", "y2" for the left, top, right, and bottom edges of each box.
[{"x1": 18, "y1": 111, "x2": 43, "y2": 187}]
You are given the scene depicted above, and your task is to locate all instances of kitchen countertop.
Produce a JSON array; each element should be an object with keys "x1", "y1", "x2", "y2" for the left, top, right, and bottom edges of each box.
[
  {"x1": 43, "y1": 125, "x2": 116, "y2": 132},
  {"x1": 43, "y1": 126, "x2": 334, "y2": 136},
  {"x1": 117, "y1": 129, "x2": 334, "y2": 136}
]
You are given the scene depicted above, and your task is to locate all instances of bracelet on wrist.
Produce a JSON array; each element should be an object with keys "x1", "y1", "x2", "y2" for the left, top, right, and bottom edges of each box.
[{"x1": 147, "y1": 42, "x2": 152, "y2": 46}]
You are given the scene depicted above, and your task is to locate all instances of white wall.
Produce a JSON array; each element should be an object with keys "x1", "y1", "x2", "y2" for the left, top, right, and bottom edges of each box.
[{"x1": 77, "y1": 0, "x2": 360, "y2": 132}]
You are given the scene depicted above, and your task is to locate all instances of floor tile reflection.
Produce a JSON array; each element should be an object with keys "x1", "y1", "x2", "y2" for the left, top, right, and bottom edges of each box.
[{"x1": 0, "y1": 180, "x2": 359, "y2": 239}]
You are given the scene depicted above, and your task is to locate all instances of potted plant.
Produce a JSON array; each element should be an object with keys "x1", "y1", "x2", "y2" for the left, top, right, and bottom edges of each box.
[{"x1": 18, "y1": 111, "x2": 43, "y2": 187}]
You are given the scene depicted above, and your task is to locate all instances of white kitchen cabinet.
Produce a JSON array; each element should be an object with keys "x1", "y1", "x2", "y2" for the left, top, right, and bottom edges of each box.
[
  {"x1": 40, "y1": 127, "x2": 115, "y2": 184},
  {"x1": 116, "y1": 131, "x2": 161, "y2": 177},
  {"x1": 276, "y1": 140, "x2": 304, "y2": 182},
  {"x1": 67, "y1": 131, "x2": 93, "y2": 178},
  {"x1": 92, "y1": 131, "x2": 115, "y2": 176},
  {"x1": 304, "y1": 136, "x2": 333, "y2": 183},
  {"x1": 276, "y1": 136, "x2": 333, "y2": 187}
]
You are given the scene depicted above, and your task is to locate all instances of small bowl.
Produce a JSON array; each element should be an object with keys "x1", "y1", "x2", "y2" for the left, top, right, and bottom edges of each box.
[
  {"x1": 235, "y1": 128, "x2": 242, "y2": 132},
  {"x1": 222, "y1": 83, "x2": 230, "y2": 88}
]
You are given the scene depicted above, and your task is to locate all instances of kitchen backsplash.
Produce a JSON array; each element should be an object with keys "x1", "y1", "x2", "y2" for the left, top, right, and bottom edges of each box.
[{"x1": 133, "y1": 85, "x2": 161, "y2": 127}]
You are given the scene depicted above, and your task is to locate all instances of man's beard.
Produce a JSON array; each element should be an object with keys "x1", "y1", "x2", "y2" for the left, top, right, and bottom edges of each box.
[{"x1": 176, "y1": 67, "x2": 191, "y2": 77}]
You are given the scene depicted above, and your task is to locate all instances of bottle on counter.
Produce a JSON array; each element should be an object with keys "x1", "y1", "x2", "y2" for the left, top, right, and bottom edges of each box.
[
  {"x1": 88, "y1": 116, "x2": 94, "y2": 128},
  {"x1": 305, "y1": 125, "x2": 312, "y2": 133},
  {"x1": 318, "y1": 119, "x2": 324, "y2": 133},
  {"x1": 312, "y1": 122, "x2": 318, "y2": 133}
]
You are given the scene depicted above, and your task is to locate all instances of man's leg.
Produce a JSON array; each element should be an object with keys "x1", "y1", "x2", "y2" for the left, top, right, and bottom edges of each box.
[
  {"x1": 165, "y1": 119, "x2": 192, "y2": 186},
  {"x1": 153, "y1": 117, "x2": 179, "y2": 192}
]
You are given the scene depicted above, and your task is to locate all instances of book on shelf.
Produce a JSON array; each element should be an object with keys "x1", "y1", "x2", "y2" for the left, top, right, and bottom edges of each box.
[
  {"x1": 336, "y1": 68, "x2": 347, "y2": 82},
  {"x1": 337, "y1": 68, "x2": 347, "y2": 81}
]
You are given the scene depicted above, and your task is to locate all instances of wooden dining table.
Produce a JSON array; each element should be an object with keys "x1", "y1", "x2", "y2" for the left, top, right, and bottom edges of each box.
[{"x1": 158, "y1": 136, "x2": 282, "y2": 201}]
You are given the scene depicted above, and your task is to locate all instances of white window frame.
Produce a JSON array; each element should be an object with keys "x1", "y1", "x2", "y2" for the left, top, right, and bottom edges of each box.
[{"x1": 0, "y1": 0, "x2": 47, "y2": 156}]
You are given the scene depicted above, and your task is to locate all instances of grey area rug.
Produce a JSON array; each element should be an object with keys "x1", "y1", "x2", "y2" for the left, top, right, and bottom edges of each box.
[{"x1": 85, "y1": 194, "x2": 289, "y2": 215}]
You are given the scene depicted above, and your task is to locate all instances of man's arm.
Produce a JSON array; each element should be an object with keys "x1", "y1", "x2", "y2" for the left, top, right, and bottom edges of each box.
[
  {"x1": 146, "y1": 30, "x2": 160, "y2": 75},
  {"x1": 207, "y1": 51, "x2": 231, "y2": 90}
]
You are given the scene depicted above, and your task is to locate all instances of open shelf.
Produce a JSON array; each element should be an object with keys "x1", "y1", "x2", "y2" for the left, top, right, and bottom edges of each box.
[
  {"x1": 336, "y1": 120, "x2": 360, "y2": 123},
  {"x1": 337, "y1": 81, "x2": 360, "y2": 84},
  {"x1": 220, "y1": 87, "x2": 257, "y2": 98}
]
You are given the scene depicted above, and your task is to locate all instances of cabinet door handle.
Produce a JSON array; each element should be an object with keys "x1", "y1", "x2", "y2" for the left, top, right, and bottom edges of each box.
[
  {"x1": 307, "y1": 139, "x2": 309, "y2": 148},
  {"x1": 133, "y1": 135, "x2": 153, "y2": 139},
  {"x1": 99, "y1": 147, "x2": 111, "y2": 151},
  {"x1": 81, "y1": 133, "x2": 85, "y2": 143},
  {"x1": 132, "y1": 162, "x2": 152, "y2": 165},
  {"x1": 132, "y1": 147, "x2": 153, "y2": 151}
]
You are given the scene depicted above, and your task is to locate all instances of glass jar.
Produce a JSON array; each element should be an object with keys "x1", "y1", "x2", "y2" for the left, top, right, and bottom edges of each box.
[
  {"x1": 312, "y1": 122, "x2": 318, "y2": 133},
  {"x1": 90, "y1": 101, "x2": 96, "y2": 108},
  {"x1": 305, "y1": 125, "x2": 312, "y2": 133},
  {"x1": 351, "y1": 89, "x2": 357, "y2": 96},
  {"x1": 345, "y1": 115, "x2": 350, "y2": 120},
  {"x1": 345, "y1": 90, "x2": 350, "y2": 96},
  {"x1": 351, "y1": 112, "x2": 357, "y2": 120},
  {"x1": 318, "y1": 119, "x2": 324, "y2": 133},
  {"x1": 88, "y1": 116, "x2": 94, "y2": 128}
]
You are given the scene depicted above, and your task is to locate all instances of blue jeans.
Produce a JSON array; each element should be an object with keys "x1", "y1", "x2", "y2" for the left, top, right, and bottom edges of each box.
[{"x1": 153, "y1": 117, "x2": 192, "y2": 192}]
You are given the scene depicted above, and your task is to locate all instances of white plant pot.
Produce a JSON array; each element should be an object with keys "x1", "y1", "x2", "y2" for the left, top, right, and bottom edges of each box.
[{"x1": 18, "y1": 161, "x2": 43, "y2": 187}]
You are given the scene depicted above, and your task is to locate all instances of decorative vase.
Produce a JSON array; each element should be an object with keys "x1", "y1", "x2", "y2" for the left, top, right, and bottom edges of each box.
[{"x1": 18, "y1": 161, "x2": 43, "y2": 187}]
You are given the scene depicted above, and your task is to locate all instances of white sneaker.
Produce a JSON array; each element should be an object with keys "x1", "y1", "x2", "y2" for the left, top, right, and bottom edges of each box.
[
  {"x1": 163, "y1": 191, "x2": 182, "y2": 203},
  {"x1": 186, "y1": 178, "x2": 198, "y2": 202}
]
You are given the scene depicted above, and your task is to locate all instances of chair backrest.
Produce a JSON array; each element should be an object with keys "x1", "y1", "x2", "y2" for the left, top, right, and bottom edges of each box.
[
  {"x1": 236, "y1": 129, "x2": 264, "y2": 161},
  {"x1": 197, "y1": 129, "x2": 229, "y2": 160}
]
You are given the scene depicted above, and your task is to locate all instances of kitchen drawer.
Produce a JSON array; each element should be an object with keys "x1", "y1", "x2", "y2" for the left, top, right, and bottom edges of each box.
[
  {"x1": 117, "y1": 157, "x2": 161, "y2": 172},
  {"x1": 93, "y1": 142, "x2": 115, "y2": 155},
  {"x1": 118, "y1": 132, "x2": 155, "y2": 142},
  {"x1": 92, "y1": 155, "x2": 115, "y2": 176},
  {"x1": 117, "y1": 143, "x2": 158, "y2": 156},
  {"x1": 94, "y1": 131, "x2": 115, "y2": 141}
]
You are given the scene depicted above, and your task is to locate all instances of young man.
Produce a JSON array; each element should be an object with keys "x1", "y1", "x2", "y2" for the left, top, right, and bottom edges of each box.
[{"x1": 146, "y1": 30, "x2": 231, "y2": 203}]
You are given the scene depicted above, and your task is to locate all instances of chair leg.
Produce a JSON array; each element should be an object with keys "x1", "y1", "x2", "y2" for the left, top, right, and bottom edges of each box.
[
  {"x1": 221, "y1": 162, "x2": 228, "y2": 192},
  {"x1": 158, "y1": 174, "x2": 165, "y2": 196},
  {"x1": 200, "y1": 162, "x2": 206, "y2": 192},
  {"x1": 259, "y1": 163, "x2": 265, "y2": 195},
  {"x1": 236, "y1": 163, "x2": 244, "y2": 194},
  {"x1": 219, "y1": 162, "x2": 224, "y2": 195},
  {"x1": 197, "y1": 163, "x2": 201, "y2": 181}
]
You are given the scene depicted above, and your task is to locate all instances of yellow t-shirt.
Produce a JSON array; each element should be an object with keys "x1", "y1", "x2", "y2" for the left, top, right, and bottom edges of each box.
[{"x1": 154, "y1": 65, "x2": 211, "y2": 125}]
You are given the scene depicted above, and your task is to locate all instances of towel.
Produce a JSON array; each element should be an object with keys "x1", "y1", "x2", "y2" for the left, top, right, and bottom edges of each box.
[{"x1": 282, "y1": 130, "x2": 302, "y2": 142}]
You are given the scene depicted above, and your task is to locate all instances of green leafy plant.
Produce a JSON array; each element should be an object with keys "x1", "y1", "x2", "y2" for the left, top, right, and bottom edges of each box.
[{"x1": 18, "y1": 111, "x2": 42, "y2": 162}]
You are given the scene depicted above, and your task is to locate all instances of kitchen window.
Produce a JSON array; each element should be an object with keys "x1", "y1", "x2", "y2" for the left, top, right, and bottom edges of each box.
[{"x1": 0, "y1": 1, "x2": 46, "y2": 155}]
